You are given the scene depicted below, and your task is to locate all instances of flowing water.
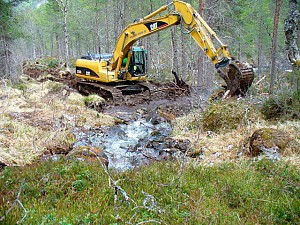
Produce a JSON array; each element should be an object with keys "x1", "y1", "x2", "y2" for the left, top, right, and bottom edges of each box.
[{"x1": 74, "y1": 119, "x2": 173, "y2": 171}]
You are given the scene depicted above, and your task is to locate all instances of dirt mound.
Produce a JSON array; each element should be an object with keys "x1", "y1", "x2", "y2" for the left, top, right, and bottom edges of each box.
[
  {"x1": 23, "y1": 64, "x2": 76, "y2": 87},
  {"x1": 23, "y1": 63, "x2": 191, "y2": 110}
]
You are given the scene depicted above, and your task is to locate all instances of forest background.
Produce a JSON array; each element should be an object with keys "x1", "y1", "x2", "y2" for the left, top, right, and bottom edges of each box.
[{"x1": 0, "y1": 0, "x2": 295, "y2": 93}]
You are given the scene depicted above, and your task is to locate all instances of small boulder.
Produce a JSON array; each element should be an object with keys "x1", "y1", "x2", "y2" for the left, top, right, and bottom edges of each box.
[
  {"x1": 83, "y1": 94, "x2": 105, "y2": 112},
  {"x1": 249, "y1": 128, "x2": 299, "y2": 158}
]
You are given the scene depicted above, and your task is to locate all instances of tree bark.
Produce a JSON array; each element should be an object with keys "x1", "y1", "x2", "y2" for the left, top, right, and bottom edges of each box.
[
  {"x1": 285, "y1": 0, "x2": 300, "y2": 66},
  {"x1": 55, "y1": 32, "x2": 61, "y2": 63},
  {"x1": 285, "y1": 0, "x2": 300, "y2": 97},
  {"x1": 95, "y1": 0, "x2": 101, "y2": 54},
  {"x1": 105, "y1": 1, "x2": 110, "y2": 52},
  {"x1": 257, "y1": 15, "x2": 264, "y2": 79},
  {"x1": 181, "y1": 31, "x2": 186, "y2": 80},
  {"x1": 171, "y1": 28, "x2": 179, "y2": 75},
  {"x1": 270, "y1": 0, "x2": 281, "y2": 94},
  {"x1": 55, "y1": 0, "x2": 70, "y2": 70}
]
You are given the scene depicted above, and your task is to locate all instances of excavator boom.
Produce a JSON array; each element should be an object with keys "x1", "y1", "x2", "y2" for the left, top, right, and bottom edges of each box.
[{"x1": 76, "y1": 0, "x2": 254, "y2": 99}]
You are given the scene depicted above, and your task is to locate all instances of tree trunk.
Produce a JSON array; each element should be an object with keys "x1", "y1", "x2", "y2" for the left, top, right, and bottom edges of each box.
[
  {"x1": 95, "y1": 0, "x2": 101, "y2": 54},
  {"x1": 285, "y1": 0, "x2": 300, "y2": 66},
  {"x1": 113, "y1": 1, "x2": 119, "y2": 47},
  {"x1": 55, "y1": 0, "x2": 70, "y2": 70},
  {"x1": 171, "y1": 28, "x2": 179, "y2": 75},
  {"x1": 63, "y1": 4, "x2": 70, "y2": 69},
  {"x1": 270, "y1": 0, "x2": 281, "y2": 94},
  {"x1": 181, "y1": 32, "x2": 186, "y2": 80},
  {"x1": 55, "y1": 32, "x2": 61, "y2": 62},
  {"x1": 285, "y1": 0, "x2": 300, "y2": 98},
  {"x1": 257, "y1": 15, "x2": 263, "y2": 79},
  {"x1": 105, "y1": 1, "x2": 110, "y2": 52}
]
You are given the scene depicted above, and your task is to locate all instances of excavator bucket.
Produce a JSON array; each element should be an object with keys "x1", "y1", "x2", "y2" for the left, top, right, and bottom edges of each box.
[{"x1": 218, "y1": 62, "x2": 254, "y2": 97}]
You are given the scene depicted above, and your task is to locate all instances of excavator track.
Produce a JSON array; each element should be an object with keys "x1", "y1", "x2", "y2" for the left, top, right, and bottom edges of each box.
[
  {"x1": 218, "y1": 62, "x2": 254, "y2": 96},
  {"x1": 76, "y1": 80, "x2": 153, "y2": 106}
]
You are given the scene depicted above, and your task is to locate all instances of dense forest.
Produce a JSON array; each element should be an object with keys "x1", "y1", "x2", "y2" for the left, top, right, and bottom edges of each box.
[{"x1": 1, "y1": 0, "x2": 297, "y2": 89}]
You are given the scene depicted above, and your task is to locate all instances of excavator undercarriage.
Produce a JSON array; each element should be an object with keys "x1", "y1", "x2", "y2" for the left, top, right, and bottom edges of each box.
[{"x1": 76, "y1": 80, "x2": 155, "y2": 105}]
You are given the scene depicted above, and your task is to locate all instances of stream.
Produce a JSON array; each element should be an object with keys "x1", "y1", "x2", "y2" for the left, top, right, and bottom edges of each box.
[{"x1": 73, "y1": 118, "x2": 177, "y2": 171}]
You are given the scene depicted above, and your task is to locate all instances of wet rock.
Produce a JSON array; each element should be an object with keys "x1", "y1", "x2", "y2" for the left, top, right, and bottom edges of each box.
[
  {"x1": 249, "y1": 128, "x2": 299, "y2": 158},
  {"x1": 42, "y1": 154, "x2": 62, "y2": 162},
  {"x1": 105, "y1": 126, "x2": 126, "y2": 139},
  {"x1": 146, "y1": 137, "x2": 191, "y2": 153},
  {"x1": 145, "y1": 110, "x2": 161, "y2": 124}
]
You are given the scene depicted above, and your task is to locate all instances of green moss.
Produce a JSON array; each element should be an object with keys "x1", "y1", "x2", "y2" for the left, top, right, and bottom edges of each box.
[
  {"x1": 202, "y1": 100, "x2": 260, "y2": 133},
  {"x1": 261, "y1": 92, "x2": 300, "y2": 120},
  {"x1": 83, "y1": 94, "x2": 105, "y2": 107},
  {"x1": 47, "y1": 59, "x2": 59, "y2": 68},
  {"x1": 0, "y1": 160, "x2": 299, "y2": 224},
  {"x1": 250, "y1": 128, "x2": 300, "y2": 156}
]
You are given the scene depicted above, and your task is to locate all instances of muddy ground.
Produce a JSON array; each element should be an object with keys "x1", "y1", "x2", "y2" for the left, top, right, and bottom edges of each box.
[{"x1": 23, "y1": 66, "x2": 207, "y2": 118}]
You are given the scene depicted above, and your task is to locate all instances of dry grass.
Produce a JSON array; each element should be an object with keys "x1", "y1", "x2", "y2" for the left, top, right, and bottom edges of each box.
[
  {"x1": 172, "y1": 106, "x2": 300, "y2": 167},
  {"x1": 0, "y1": 77, "x2": 116, "y2": 166}
]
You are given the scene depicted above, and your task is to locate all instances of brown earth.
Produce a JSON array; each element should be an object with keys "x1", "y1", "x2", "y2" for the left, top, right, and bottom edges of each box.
[{"x1": 22, "y1": 65, "x2": 196, "y2": 118}]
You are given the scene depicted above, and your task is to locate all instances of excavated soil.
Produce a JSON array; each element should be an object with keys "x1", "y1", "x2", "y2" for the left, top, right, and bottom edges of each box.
[{"x1": 23, "y1": 66, "x2": 200, "y2": 117}]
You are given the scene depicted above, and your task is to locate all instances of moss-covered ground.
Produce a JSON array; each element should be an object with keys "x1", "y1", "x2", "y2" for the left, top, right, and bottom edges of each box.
[{"x1": 0, "y1": 159, "x2": 299, "y2": 224}]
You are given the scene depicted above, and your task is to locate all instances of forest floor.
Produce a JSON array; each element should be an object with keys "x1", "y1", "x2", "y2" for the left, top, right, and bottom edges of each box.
[
  {"x1": 0, "y1": 65, "x2": 299, "y2": 224},
  {"x1": 0, "y1": 64, "x2": 297, "y2": 168}
]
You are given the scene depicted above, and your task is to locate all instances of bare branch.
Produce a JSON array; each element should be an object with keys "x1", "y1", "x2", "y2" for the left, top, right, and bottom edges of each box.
[{"x1": 0, "y1": 180, "x2": 27, "y2": 223}]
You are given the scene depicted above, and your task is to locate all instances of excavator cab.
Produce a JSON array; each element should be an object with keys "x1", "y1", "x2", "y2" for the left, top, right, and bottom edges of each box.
[{"x1": 128, "y1": 47, "x2": 147, "y2": 76}]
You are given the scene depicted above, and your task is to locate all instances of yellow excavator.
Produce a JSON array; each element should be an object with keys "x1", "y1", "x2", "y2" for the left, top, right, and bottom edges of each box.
[{"x1": 75, "y1": 0, "x2": 254, "y2": 101}]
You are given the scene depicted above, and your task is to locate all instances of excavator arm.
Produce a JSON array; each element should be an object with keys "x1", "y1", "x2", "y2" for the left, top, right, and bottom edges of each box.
[
  {"x1": 76, "y1": 0, "x2": 254, "y2": 97},
  {"x1": 109, "y1": 0, "x2": 254, "y2": 96}
]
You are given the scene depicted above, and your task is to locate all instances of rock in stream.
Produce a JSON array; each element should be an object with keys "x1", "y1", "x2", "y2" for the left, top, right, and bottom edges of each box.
[{"x1": 73, "y1": 119, "x2": 188, "y2": 171}]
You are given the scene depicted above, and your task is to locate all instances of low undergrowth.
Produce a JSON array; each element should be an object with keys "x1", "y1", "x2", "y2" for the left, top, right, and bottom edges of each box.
[
  {"x1": 0, "y1": 159, "x2": 299, "y2": 224},
  {"x1": 261, "y1": 92, "x2": 300, "y2": 121}
]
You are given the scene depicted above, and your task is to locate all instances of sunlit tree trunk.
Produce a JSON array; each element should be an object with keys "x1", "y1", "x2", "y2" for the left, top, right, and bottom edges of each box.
[{"x1": 285, "y1": 0, "x2": 300, "y2": 97}]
